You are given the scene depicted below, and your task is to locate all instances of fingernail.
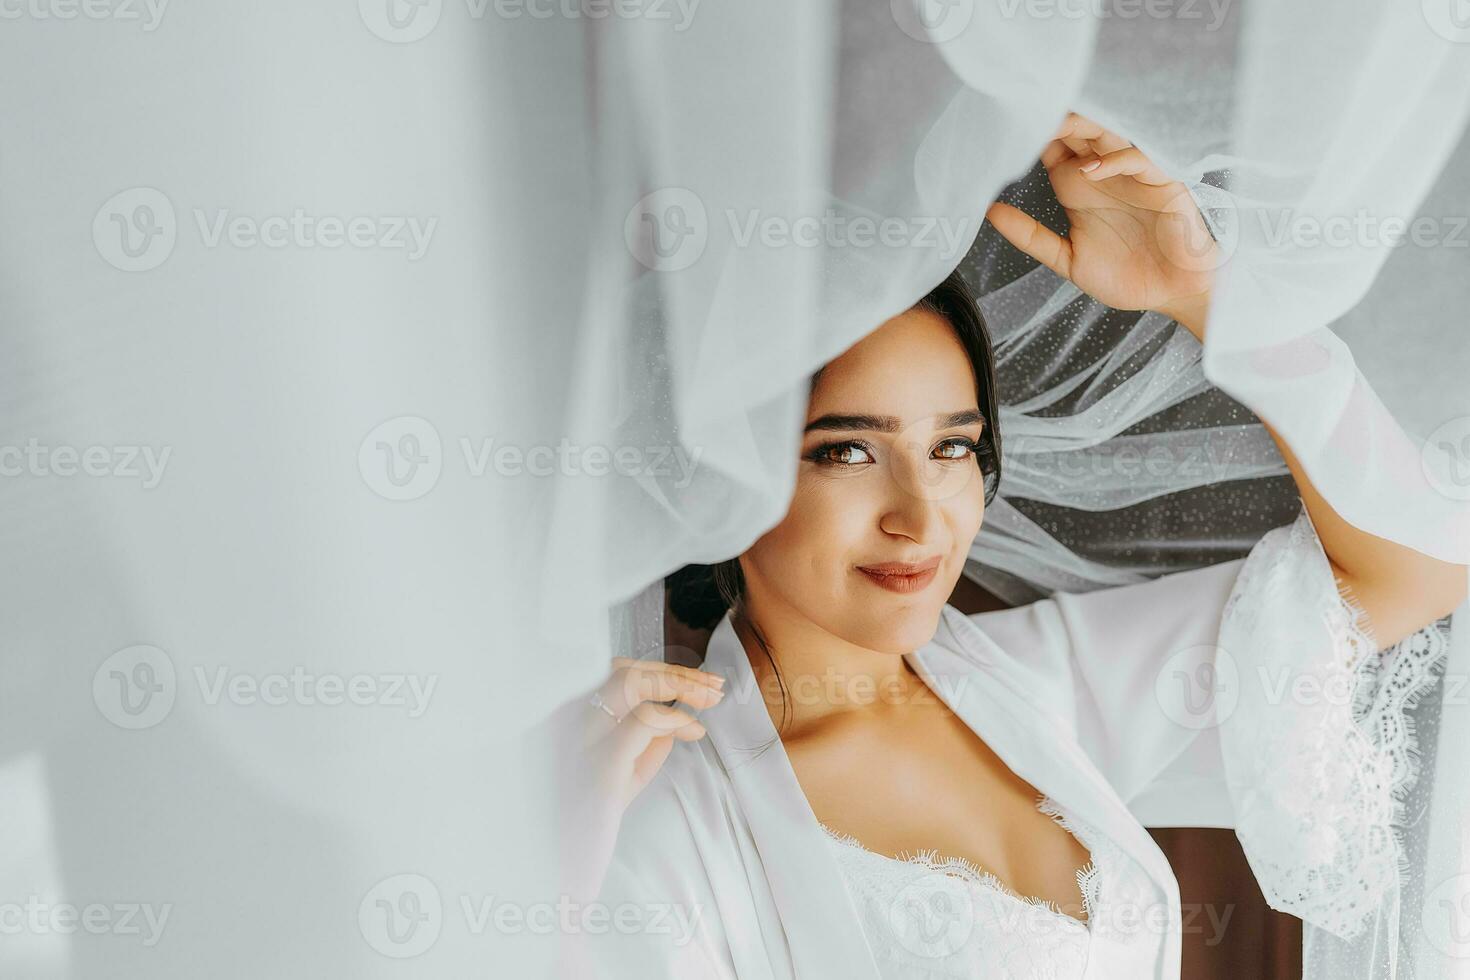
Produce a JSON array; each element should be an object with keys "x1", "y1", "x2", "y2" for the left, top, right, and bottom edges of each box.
[
  {"x1": 709, "y1": 687, "x2": 726, "y2": 701},
  {"x1": 707, "y1": 674, "x2": 726, "y2": 688},
  {"x1": 1080, "y1": 159, "x2": 1101, "y2": 174}
]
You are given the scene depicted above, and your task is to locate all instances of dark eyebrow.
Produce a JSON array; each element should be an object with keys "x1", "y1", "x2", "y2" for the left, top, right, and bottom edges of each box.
[{"x1": 803, "y1": 410, "x2": 984, "y2": 434}]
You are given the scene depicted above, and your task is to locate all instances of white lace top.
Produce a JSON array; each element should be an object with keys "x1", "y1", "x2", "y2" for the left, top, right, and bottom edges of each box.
[{"x1": 818, "y1": 795, "x2": 1119, "y2": 980}]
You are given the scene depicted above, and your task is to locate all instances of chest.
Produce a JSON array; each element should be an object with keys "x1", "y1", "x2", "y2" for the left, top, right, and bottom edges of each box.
[{"x1": 783, "y1": 705, "x2": 1095, "y2": 920}]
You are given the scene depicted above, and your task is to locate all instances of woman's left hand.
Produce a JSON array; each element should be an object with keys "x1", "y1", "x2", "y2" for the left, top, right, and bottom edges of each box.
[{"x1": 985, "y1": 112, "x2": 1220, "y2": 339}]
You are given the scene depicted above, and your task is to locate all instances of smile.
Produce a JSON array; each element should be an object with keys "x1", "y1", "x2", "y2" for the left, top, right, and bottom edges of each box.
[{"x1": 855, "y1": 556, "x2": 941, "y2": 595}]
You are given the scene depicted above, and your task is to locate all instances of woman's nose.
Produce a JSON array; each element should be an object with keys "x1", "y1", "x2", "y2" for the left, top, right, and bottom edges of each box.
[{"x1": 880, "y1": 454, "x2": 949, "y2": 542}]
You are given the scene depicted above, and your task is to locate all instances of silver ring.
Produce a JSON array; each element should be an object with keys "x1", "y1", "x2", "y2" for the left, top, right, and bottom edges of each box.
[{"x1": 589, "y1": 691, "x2": 621, "y2": 723}]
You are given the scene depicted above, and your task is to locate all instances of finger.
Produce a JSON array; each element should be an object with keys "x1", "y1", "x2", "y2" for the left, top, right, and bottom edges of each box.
[
  {"x1": 598, "y1": 665, "x2": 726, "y2": 718},
  {"x1": 1076, "y1": 146, "x2": 1172, "y2": 186},
  {"x1": 610, "y1": 702, "x2": 706, "y2": 763},
  {"x1": 631, "y1": 735, "x2": 675, "y2": 794},
  {"x1": 611, "y1": 657, "x2": 725, "y2": 690},
  {"x1": 1040, "y1": 137, "x2": 1076, "y2": 170},
  {"x1": 1054, "y1": 111, "x2": 1132, "y2": 155},
  {"x1": 985, "y1": 202, "x2": 1073, "y2": 281}
]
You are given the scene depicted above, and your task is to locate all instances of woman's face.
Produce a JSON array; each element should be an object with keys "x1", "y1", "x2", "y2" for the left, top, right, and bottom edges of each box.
[{"x1": 740, "y1": 305, "x2": 988, "y2": 655}]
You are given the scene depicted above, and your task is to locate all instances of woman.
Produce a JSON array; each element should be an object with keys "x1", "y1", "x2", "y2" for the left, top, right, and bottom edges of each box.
[{"x1": 566, "y1": 114, "x2": 1466, "y2": 978}]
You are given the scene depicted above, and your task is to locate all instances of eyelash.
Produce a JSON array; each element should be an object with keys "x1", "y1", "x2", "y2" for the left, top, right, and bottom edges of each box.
[{"x1": 804, "y1": 436, "x2": 980, "y2": 467}]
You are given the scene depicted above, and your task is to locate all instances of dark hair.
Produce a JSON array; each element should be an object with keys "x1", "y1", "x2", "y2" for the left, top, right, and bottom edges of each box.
[{"x1": 665, "y1": 267, "x2": 1001, "y2": 733}]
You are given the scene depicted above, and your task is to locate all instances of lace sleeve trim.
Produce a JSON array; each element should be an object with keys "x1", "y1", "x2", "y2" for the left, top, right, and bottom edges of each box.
[{"x1": 1217, "y1": 505, "x2": 1452, "y2": 941}]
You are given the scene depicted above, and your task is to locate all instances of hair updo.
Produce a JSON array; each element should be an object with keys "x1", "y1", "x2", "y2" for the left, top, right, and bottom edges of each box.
[{"x1": 667, "y1": 266, "x2": 1001, "y2": 635}]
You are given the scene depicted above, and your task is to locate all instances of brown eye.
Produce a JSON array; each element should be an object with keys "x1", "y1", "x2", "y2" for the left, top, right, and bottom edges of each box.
[
  {"x1": 806, "y1": 440, "x2": 875, "y2": 466},
  {"x1": 933, "y1": 438, "x2": 976, "y2": 461}
]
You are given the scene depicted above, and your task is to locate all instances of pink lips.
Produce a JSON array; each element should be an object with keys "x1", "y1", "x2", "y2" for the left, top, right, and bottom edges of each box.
[{"x1": 856, "y1": 556, "x2": 942, "y2": 595}]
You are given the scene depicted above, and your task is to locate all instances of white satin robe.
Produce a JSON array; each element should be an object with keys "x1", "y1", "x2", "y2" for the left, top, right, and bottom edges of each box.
[{"x1": 588, "y1": 507, "x2": 1446, "y2": 978}]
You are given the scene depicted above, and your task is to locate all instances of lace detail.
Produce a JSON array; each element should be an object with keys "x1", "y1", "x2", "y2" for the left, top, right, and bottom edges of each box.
[
  {"x1": 816, "y1": 795, "x2": 1112, "y2": 980},
  {"x1": 1216, "y1": 506, "x2": 1452, "y2": 941}
]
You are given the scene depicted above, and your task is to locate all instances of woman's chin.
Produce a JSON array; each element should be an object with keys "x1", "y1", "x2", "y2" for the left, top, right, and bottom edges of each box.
[{"x1": 847, "y1": 604, "x2": 945, "y2": 655}]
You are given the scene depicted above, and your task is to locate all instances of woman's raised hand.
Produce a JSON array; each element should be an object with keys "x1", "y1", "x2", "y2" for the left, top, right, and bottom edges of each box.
[
  {"x1": 545, "y1": 655, "x2": 726, "y2": 904},
  {"x1": 985, "y1": 112, "x2": 1220, "y2": 338},
  {"x1": 582, "y1": 657, "x2": 725, "y2": 809}
]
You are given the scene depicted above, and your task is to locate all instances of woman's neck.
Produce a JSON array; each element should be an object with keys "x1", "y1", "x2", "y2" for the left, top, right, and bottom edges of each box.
[{"x1": 731, "y1": 595, "x2": 926, "y2": 737}]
